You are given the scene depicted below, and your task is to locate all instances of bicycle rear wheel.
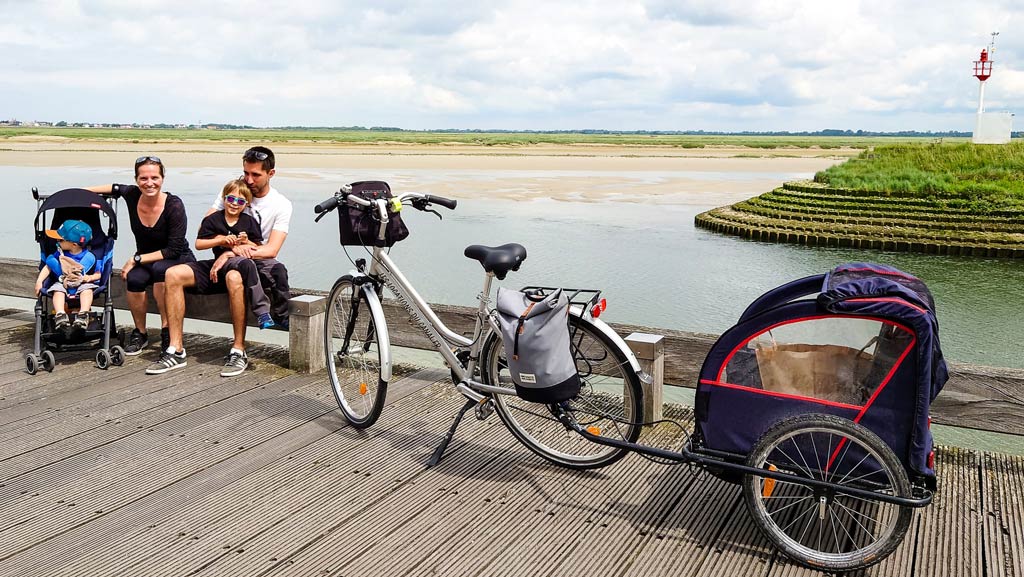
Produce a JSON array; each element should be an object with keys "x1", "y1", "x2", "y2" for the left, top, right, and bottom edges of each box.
[
  {"x1": 742, "y1": 414, "x2": 913, "y2": 571},
  {"x1": 482, "y1": 315, "x2": 643, "y2": 469},
  {"x1": 324, "y1": 275, "x2": 387, "y2": 428}
]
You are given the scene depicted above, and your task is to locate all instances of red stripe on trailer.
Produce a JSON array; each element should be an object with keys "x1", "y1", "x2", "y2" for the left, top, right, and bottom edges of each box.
[
  {"x1": 835, "y1": 266, "x2": 920, "y2": 281},
  {"x1": 842, "y1": 297, "x2": 928, "y2": 315},
  {"x1": 714, "y1": 314, "x2": 916, "y2": 383},
  {"x1": 825, "y1": 335, "x2": 915, "y2": 471},
  {"x1": 698, "y1": 379, "x2": 864, "y2": 411}
]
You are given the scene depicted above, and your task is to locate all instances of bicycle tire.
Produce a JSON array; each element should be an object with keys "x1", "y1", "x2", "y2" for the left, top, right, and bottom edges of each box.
[
  {"x1": 482, "y1": 314, "x2": 643, "y2": 469},
  {"x1": 741, "y1": 413, "x2": 913, "y2": 571},
  {"x1": 324, "y1": 275, "x2": 388, "y2": 428}
]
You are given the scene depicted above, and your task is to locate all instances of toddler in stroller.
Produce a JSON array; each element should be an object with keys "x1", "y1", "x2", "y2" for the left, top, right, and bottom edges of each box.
[
  {"x1": 34, "y1": 219, "x2": 99, "y2": 334},
  {"x1": 26, "y1": 188, "x2": 126, "y2": 374}
]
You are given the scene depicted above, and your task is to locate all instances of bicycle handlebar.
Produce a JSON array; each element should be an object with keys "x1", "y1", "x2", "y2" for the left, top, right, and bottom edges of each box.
[
  {"x1": 422, "y1": 194, "x2": 457, "y2": 210},
  {"x1": 314, "y1": 196, "x2": 340, "y2": 214},
  {"x1": 312, "y1": 186, "x2": 457, "y2": 222}
]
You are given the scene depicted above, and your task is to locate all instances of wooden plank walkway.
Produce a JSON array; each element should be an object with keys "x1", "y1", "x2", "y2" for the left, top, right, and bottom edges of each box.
[{"x1": 1, "y1": 310, "x2": 1022, "y2": 577}]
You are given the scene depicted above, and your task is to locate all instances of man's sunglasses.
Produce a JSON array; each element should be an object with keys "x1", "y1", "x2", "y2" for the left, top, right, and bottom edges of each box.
[
  {"x1": 224, "y1": 195, "x2": 247, "y2": 206},
  {"x1": 243, "y1": 149, "x2": 269, "y2": 162},
  {"x1": 135, "y1": 155, "x2": 162, "y2": 165}
]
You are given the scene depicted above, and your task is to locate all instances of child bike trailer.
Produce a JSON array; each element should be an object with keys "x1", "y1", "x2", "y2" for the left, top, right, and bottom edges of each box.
[{"x1": 691, "y1": 263, "x2": 948, "y2": 569}]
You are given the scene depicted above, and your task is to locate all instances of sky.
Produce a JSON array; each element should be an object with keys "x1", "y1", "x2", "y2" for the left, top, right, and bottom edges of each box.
[{"x1": 1, "y1": 0, "x2": 1022, "y2": 132}]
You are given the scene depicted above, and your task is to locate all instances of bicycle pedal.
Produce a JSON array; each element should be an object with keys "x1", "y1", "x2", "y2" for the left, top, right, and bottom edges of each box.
[{"x1": 474, "y1": 399, "x2": 494, "y2": 420}]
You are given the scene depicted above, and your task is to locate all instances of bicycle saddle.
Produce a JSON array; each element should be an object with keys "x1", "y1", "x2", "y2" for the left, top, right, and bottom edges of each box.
[{"x1": 464, "y1": 243, "x2": 527, "y2": 280}]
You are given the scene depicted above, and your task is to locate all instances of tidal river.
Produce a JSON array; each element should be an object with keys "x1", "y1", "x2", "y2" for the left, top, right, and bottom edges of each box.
[{"x1": 3, "y1": 163, "x2": 1023, "y2": 370}]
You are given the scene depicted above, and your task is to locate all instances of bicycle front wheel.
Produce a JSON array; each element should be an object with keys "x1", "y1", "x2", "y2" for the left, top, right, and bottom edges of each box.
[
  {"x1": 324, "y1": 275, "x2": 387, "y2": 428},
  {"x1": 742, "y1": 414, "x2": 913, "y2": 572},
  {"x1": 482, "y1": 315, "x2": 643, "y2": 469}
]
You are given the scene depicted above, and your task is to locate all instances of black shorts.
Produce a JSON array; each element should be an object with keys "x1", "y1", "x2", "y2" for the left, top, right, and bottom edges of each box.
[
  {"x1": 186, "y1": 260, "x2": 228, "y2": 295},
  {"x1": 125, "y1": 252, "x2": 196, "y2": 292}
]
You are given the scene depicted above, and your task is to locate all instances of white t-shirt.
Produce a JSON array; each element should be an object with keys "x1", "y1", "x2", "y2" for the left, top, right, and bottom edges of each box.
[{"x1": 212, "y1": 186, "x2": 293, "y2": 241}]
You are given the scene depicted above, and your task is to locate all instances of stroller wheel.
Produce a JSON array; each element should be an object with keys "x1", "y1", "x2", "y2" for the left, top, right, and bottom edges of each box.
[
  {"x1": 96, "y1": 349, "x2": 111, "y2": 370},
  {"x1": 41, "y1": 350, "x2": 56, "y2": 372},
  {"x1": 110, "y1": 346, "x2": 126, "y2": 367},
  {"x1": 25, "y1": 354, "x2": 40, "y2": 375}
]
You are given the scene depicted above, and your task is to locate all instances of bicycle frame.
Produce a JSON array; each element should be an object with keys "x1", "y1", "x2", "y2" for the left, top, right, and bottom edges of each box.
[
  {"x1": 357, "y1": 248, "x2": 650, "y2": 398},
  {"x1": 356, "y1": 246, "x2": 499, "y2": 397}
]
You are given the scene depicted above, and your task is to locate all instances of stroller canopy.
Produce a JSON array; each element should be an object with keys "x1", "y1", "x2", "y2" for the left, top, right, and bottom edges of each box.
[{"x1": 35, "y1": 188, "x2": 118, "y2": 241}]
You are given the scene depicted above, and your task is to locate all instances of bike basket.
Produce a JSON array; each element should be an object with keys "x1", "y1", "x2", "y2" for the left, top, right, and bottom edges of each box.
[
  {"x1": 338, "y1": 180, "x2": 410, "y2": 247},
  {"x1": 495, "y1": 287, "x2": 581, "y2": 403}
]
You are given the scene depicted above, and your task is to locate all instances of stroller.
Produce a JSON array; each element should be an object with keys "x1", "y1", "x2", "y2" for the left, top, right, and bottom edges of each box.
[{"x1": 26, "y1": 187, "x2": 126, "y2": 374}]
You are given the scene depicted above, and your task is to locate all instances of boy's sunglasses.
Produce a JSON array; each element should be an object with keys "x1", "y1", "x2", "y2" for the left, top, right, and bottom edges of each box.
[
  {"x1": 224, "y1": 195, "x2": 247, "y2": 206},
  {"x1": 243, "y1": 149, "x2": 269, "y2": 162},
  {"x1": 135, "y1": 155, "x2": 162, "y2": 165}
]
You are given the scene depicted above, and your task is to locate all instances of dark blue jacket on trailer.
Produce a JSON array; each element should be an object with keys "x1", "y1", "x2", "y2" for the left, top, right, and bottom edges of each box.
[{"x1": 694, "y1": 263, "x2": 948, "y2": 487}]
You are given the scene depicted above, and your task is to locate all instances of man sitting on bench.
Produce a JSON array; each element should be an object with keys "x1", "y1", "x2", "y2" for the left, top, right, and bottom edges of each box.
[{"x1": 159, "y1": 146, "x2": 293, "y2": 377}]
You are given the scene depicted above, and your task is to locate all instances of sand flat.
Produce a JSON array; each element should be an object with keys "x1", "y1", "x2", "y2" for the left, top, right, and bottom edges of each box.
[{"x1": 0, "y1": 138, "x2": 854, "y2": 204}]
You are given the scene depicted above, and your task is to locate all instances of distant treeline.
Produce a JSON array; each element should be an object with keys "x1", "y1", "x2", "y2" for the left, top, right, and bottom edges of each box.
[
  {"x1": 4, "y1": 120, "x2": 1018, "y2": 139},
  {"x1": 257, "y1": 126, "x2": 1023, "y2": 138}
]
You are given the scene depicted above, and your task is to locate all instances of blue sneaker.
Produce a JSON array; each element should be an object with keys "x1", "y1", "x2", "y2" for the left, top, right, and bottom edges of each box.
[{"x1": 258, "y1": 313, "x2": 276, "y2": 330}]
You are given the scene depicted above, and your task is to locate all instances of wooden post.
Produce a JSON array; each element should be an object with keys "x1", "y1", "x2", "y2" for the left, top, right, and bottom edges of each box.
[
  {"x1": 626, "y1": 332, "x2": 664, "y2": 422},
  {"x1": 288, "y1": 294, "x2": 326, "y2": 373}
]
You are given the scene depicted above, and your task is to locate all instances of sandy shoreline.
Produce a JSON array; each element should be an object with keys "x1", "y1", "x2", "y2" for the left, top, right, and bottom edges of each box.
[{"x1": 0, "y1": 138, "x2": 855, "y2": 204}]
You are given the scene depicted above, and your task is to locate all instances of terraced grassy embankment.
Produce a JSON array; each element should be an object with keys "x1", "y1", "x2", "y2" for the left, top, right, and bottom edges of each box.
[{"x1": 696, "y1": 143, "x2": 1024, "y2": 258}]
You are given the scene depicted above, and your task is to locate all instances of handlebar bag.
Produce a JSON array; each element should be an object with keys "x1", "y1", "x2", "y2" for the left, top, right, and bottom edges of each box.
[
  {"x1": 338, "y1": 180, "x2": 410, "y2": 247},
  {"x1": 495, "y1": 287, "x2": 580, "y2": 403}
]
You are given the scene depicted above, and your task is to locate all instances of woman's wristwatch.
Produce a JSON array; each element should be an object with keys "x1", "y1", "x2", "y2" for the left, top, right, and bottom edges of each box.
[{"x1": 133, "y1": 253, "x2": 142, "y2": 264}]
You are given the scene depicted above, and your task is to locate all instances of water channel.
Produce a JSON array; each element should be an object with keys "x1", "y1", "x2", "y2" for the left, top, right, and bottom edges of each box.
[{"x1": 3, "y1": 163, "x2": 1023, "y2": 454}]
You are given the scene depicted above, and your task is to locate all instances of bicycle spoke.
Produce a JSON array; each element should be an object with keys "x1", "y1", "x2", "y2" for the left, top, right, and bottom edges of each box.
[
  {"x1": 487, "y1": 315, "x2": 642, "y2": 469},
  {"x1": 764, "y1": 491, "x2": 814, "y2": 516},
  {"x1": 835, "y1": 502, "x2": 876, "y2": 541},
  {"x1": 325, "y1": 277, "x2": 386, "y2": 428},
  {"x1": 744, "y1": 416, "x2": 913, "y2": 571}
]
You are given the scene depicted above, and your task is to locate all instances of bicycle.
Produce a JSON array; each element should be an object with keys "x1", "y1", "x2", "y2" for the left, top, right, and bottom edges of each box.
[
  {"x1": 314, "y1": 185, "x2": 940, "y2": 572},
  {"x1": 313, "y1": 183, "x2": 650, "y2": 469}
]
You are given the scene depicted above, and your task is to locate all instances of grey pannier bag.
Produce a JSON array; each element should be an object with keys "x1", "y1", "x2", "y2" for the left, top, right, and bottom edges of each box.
[{"x1": 495, "y1": 287, "x2": 581, "y2": 403}]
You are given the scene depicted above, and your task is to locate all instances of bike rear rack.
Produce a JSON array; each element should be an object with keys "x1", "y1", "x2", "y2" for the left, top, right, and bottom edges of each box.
[{"x1": 520, "y1": 286, "x2": 603, "y2": 313}]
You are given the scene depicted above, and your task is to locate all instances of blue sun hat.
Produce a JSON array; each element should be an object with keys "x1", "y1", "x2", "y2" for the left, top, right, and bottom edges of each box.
[{"x1": 46, "y1": 219, "x2": 93, "y2": 245}]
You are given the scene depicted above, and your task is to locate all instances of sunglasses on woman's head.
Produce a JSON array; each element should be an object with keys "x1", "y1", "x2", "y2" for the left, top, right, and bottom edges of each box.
[
  {"x1": 224, "y1": 195, "x2": 247, "y2": 206},
  {"x1": 243, "y1": 149, "x2": 269, "y2": 162},
  {"x1": 135, "y1": 155, "x2": 162, "y2": 165}
]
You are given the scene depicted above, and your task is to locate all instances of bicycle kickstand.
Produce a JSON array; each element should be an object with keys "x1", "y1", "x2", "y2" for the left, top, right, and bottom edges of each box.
[{"x1": 426, "y1": 399, "x2": 477, "y2": 468}]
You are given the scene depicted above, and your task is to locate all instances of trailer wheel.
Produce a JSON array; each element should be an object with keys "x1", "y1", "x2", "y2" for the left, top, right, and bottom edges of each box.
[{"x1": 742, "y1": 414, "x2": 912, "y2": 572}]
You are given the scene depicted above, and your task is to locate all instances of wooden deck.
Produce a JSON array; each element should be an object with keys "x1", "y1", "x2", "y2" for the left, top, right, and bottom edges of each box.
[{"x1": 1, "y1": 310, "x2": 1022, "y2": 577}]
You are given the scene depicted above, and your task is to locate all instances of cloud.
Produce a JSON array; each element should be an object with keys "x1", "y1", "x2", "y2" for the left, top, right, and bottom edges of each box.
[{"x1": 1, "y1": 0, "x2": 1022, "y2": 131}]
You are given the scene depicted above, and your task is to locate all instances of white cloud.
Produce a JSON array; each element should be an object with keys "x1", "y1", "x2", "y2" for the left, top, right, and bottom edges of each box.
[{"x1": 0, "y1": 0, "x2": 1021, "y2": 131}]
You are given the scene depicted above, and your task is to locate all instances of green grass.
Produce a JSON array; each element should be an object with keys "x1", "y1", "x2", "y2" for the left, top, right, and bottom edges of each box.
[
  {"x1": 814, "y1": 142, "x2": 1024, "y2": 212},
  {"x1": 0, "y1": 126, "x2": 941, "y2": 149}
]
